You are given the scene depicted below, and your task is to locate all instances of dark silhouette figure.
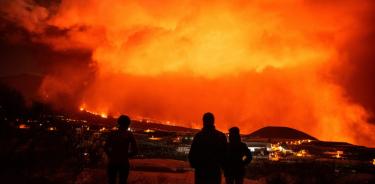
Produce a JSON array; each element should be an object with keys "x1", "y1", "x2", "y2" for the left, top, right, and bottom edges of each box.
[
  {"x1": 188, "y1": 112, "x2": 227, "y2": 184},
  {"x1": 224, "y1": 127, "x2": 252, "y2": 184},
  {"x1": 104, "y1": 115, "x2": 138, "y2": 184}
]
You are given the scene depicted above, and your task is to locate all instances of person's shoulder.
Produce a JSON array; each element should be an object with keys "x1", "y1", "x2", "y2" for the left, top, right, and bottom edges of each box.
[
  {"x1": 213, "y1": 129, "x2": 226, "y2": 142},
  {"x1": 127, "y1": 131, "x2": 135, "y2": 137},
  {"x1": 107, "y1": 130, "x2": 117, "y2": 137},
  {"x1": 105, "y1": 131, "x2": 117, "y2": 141},
  {"x1": 241, "y1": 142, "x2": 249, "y2": 149},
  {"x1": 214, "y1": 129, "x2": 226, "y2": 137},
  {"x1": 119, "y1": 130, "x2": 133, "y2": 136},
  {"x1": 194, "y1": 131, "x2": 204, "y2": 138}
]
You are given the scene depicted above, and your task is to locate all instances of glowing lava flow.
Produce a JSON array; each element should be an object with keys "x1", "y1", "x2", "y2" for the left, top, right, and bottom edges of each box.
[{"x1": 79, "y1": 105, "x2": 108, "y2": 119}]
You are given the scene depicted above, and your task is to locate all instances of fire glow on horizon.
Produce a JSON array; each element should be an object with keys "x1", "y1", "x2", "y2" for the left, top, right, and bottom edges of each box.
[
  {"x1": 1, "y1": 0, "x2": 375, "y2": 146},
  {"x1": 79, "y1": 105, "x2": 108, "y2": 119}
]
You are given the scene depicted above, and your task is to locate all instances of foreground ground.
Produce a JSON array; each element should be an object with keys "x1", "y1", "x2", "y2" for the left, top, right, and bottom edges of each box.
[{"x1": 76, "y1": 159, "x2": 258, "y2": 184}]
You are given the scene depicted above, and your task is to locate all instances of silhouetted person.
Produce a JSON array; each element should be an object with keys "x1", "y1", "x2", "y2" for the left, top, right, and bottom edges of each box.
[
  {"x1": 104, "y1": 115, "x2": 138, "y2": 184},
  {"x1": 188, "y1": 112, "x2": 227, "y2": 184},
  {"x1": 224, "y1": 127, "x2": 252, "y2": 184}
]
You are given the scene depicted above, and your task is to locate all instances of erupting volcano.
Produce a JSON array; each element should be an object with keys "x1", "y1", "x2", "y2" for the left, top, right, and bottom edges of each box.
[{"x1": 1, "y1": 0, "x2": 375, "y2": 147}]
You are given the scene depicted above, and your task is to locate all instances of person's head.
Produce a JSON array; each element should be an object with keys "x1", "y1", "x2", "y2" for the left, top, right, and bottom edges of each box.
[
  {"x1": 117, "y1": 115, "x2": 131, "y2": 130},
  {"x1": 202, "y1": 112, "x2": 215, "y2": 128},
  {"x1": 229, "y1": 127, "x2": 241, "y2": 143}
]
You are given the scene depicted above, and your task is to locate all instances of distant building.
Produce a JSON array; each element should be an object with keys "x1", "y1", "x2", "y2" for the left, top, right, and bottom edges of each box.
[
  {"x1": 176, "y1": 145, "x2": 191, "y2": 154},
  {"x1": 245, "y1": 142, "x2": 272, "y2": 152}
]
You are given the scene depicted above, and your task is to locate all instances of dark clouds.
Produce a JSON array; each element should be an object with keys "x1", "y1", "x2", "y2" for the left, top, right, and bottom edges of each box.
[
  {"x1": 0, "y1": 10, "x2": 94, "y2": 109},
  {"x1": 331, "y1": 4, "x2": 375, "y2": 123}
]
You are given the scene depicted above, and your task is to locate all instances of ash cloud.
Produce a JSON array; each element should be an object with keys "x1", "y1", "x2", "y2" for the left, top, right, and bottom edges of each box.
[
  {"x1": 0, "y1": 0, "x2": 94, "y2": 109},
  {"x1": 332, "y1": 8, "x2": 375, "y2": 123},
  {"x1": 1, "y1": 0, "x2": 375, "y2": 146}
]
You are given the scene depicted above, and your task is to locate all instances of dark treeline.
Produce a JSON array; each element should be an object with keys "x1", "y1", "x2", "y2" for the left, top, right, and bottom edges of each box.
[
  {"x1": 0, "y1": 83, "x2": 80, "y2": 183},
  {"x1": 0, "y1": 82, "x2": 54, "y2": 120}
]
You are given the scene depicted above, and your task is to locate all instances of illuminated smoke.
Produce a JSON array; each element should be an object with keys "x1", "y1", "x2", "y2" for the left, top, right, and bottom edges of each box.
[{"x1": 1, "y1": 0, "x2": 375, "y2": 146}]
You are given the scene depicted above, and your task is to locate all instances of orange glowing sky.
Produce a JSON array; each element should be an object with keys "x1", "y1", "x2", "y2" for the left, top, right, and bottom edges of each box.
[{"x1": 1, "y1": 0, "x2": 375, "y2": 146}]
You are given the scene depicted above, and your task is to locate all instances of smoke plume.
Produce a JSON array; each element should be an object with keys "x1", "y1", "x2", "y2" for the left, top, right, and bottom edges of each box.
[{"x1": 1, "y1": 0, "x2": 375, "y2": 146}]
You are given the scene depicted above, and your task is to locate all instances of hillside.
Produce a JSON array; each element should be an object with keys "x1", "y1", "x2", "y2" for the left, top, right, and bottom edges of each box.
[{"x1": 245, "y1": 126, "x2": 318, "y2": 140}]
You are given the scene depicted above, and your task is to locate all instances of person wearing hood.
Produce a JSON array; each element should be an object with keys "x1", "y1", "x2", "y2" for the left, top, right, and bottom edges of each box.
[{"x1": 224, "y1": 127, "x2": 252, "y2": 184}]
